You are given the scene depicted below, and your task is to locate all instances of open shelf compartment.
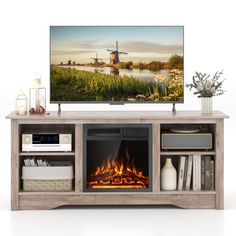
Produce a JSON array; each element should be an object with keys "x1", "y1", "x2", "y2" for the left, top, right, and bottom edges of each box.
[{"x1": 19, "y1": 155, "x2": 75, "y2": 192}]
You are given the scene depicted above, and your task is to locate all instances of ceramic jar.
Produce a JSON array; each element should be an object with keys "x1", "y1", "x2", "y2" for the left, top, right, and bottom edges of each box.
[{"x1": 161, "y1": 158, "x2": 177, "y2": 191}]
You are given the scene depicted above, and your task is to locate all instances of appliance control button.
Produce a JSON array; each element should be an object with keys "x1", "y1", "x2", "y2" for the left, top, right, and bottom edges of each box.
[
  {"x1": 24, "y1": 136, "x2": 31, "y2": 144},
  {"x1": 62, "y1": 136, "x2": 70, "y2": 143}
]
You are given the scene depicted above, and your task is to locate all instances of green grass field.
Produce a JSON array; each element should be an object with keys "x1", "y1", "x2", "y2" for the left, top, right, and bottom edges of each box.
[{"x1": 50, "y1": 66, "x2": 183, "y2": 102}]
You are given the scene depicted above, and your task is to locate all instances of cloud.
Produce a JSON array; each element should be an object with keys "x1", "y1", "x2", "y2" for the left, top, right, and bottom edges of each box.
[
  {"x1": 61, "y1": 40, "x2": 104, "y2": 49},
  {"x1": 56, "y1": 40, "x2": 183, "y2": 55},
  {"x1": 51, "y1": 50, "x2": 94, "y2": 55},
  {"x1": 110, "y1": 41, "x2": 183, "y2": 54}
]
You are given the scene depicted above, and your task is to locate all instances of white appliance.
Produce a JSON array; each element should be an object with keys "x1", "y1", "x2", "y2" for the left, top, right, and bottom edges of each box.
[{"x1": 22, "y1": 133, "x2": 72, "y2": 152}]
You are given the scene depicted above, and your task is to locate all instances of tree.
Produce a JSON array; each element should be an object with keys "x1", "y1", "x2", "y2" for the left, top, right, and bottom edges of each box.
[
  {"x1": 117, "y1": 61, "x2": 133, "y2": 69},
  {"x1": 168, "y1": 55, "x2": 183, "y2": 70},
  {"x1": 126, "y1": 61, "x2": 133, "y2": 69},
  {"x1": 147, "y1": 61, "x2": 162, "y2": 71}
]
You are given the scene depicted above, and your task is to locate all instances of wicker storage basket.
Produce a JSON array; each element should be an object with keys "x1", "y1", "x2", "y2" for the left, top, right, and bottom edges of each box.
[{"x1": 22, "y1": 166, "x2": 74, "y2": 192}]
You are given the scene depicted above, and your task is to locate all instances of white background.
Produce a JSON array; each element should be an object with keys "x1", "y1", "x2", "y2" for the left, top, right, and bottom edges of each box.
[{"x1": 0, "y1": 0, "x2": 236, "y2": 235}]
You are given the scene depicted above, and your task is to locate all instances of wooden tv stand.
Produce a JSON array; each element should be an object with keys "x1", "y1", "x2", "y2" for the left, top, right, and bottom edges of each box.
[{"x1": 6, "y1": 111, "x2": 228, "y2": 210}]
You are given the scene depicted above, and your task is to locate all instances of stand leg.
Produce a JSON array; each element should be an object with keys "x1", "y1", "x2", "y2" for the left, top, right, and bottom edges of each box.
[
  {"x1": 11, "y1": 120, "x2": 19, "y2": 210},
  {"x1": 172, "y1": 103, "x2": 176, "y2": 115},
  {"x1": 215, "y1": 119, "x2": 224, "y2": 209},
  {"x1": 58, "y1": 103, "x2": 61, "y2": 115}
]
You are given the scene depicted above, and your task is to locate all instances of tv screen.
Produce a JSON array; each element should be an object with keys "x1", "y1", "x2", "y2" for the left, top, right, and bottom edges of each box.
[{"x1": 50, "y1": 26, "x2": 184, "y2": 103}]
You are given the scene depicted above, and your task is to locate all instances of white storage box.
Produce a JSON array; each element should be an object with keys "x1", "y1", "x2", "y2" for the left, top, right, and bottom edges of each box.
[{"x1": 22, "y1": 166, "x2": 74, "y2": 192}]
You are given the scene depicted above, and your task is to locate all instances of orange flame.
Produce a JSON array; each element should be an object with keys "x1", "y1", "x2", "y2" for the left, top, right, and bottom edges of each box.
[{"x1": 88, "y1": 146, "x2": 148, "y2": 189}]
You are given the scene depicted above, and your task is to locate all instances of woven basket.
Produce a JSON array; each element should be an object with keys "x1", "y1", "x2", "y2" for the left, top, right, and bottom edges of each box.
[
  {"x1": 22, "y1": 166, "x2": 74, "y2": 192},
  {"x1": 23, "y1": 179, "x2": 73, "y2": 192}
]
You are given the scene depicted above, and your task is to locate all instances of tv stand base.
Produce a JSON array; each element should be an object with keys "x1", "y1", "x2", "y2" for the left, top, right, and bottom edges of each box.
[{"x1": 18, "y1": 192, "x2": 216, "y2": 210}]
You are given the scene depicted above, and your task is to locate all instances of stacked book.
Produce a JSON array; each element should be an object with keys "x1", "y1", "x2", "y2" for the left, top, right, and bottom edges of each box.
[{"x1": 177, "y1": 155, "x2": 215, "y2": 191}]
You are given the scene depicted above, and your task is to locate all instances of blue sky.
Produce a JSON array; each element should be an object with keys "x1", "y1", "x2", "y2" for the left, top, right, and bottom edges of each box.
[{"x1": 50, "y1": 26, "x2": 183, "y2": 64}]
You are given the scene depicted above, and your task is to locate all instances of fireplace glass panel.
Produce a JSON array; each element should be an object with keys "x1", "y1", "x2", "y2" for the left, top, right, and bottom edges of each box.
[{"x1": 84, "y1": 125, "x2": 152, "y2": 192}]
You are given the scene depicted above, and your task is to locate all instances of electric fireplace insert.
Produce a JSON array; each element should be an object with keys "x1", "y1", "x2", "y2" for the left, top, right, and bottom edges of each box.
[{"x1": 83, "y1": 124, "x2": 152, "y2": 192}]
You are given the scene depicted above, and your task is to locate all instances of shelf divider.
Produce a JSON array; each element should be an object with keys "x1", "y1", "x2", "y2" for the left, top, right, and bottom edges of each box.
[
  {"x1": 159, "y1": 190, "x2": 216, "y2": 194},
  {"x1": 153, "y1": 123, "x2": 160, "y2": 192},
  {"x1": 160, "y1": 151, "x2": 215, "y2": 156},
  {"x1": 75, "y1": 124, "x2": 83, "y2": 193},
  {"x1": 19, "y1": 152, "x2": 76, "y2": 156}
]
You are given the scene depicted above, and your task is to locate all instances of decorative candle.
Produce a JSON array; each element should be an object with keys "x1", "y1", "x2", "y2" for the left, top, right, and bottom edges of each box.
[
  {"x1": 29, "y1": 73, "x2": 46, "y2": 114},
  {"x1": 15, "y1": 91, "x2": 27, "y2": 115},
  {"x1": 18, "y1": 106, "x2": 25, "y2": 115}
]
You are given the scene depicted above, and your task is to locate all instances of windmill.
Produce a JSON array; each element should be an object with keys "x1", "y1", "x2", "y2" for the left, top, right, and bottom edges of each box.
[
  {"x1": 107, "y1": 41, "x2": 128, "y2": 65},
  {"x1": 67, "y1": 58, "x2": 72, "y2": 65},
  {"x1": 91, "y1": 53, "x2": 103, "y2": 65}
]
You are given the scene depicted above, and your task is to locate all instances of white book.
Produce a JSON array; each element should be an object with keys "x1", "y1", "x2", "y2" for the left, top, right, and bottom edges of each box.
[
  {"x1": 197, "y1": 154, "x2": 201, "y2": 190},
  {"x1": 177, "y1": 156, "x2": 186, "y2": 190},
  {"x1": 193, "y1": 155, "x2": 197, "y2": 191},
  {"x1": 193, "y1": 154, "x2": 201, "y2": 191},
  {"x1": 186, "y1": 155, "x2": 193, "y2": 190}
]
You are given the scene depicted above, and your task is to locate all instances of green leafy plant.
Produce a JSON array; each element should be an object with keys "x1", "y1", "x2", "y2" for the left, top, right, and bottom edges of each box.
[{"x1": 186, "y1": 70, "x2": 226, "y2": 97}]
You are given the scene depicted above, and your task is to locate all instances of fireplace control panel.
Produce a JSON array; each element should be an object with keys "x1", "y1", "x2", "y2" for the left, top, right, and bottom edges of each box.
[{"x1": 87, "y1": 127, "x2": 149, "y2": 138}]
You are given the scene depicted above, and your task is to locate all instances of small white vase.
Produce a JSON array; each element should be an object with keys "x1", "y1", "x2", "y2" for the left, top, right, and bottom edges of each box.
[
  {"x1": 161, "y1": 158, "x2": 177, "y2": 191},
  {"x1": 201, "y1": 97, "x2": 213, "y2": 114}
]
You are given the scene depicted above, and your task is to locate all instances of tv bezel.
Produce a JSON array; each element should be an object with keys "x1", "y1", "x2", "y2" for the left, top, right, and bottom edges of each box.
[{"x1": 49, "y1": 25, "x2": 184, "y2": 104}]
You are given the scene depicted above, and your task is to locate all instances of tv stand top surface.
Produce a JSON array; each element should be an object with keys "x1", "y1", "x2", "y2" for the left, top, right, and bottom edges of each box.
[{"x1": 6, "y1": 110, "x2": 229, "y2": 121}]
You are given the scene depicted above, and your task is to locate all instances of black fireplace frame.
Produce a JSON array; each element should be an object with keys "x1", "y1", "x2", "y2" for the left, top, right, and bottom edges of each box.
[{"x1": 83, "y1": 124, "x2": 152, "y2": 192}]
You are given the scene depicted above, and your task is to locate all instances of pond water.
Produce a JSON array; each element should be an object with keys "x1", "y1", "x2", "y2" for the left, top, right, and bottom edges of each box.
[{"x1": 61, "y1": 65, "x2": 169, "y2": 82}]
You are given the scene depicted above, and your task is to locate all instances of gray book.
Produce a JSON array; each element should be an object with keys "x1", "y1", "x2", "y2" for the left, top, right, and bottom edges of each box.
[
  {"x1": 204, "y1": 156, "x2": 211, "y2": 190},
  {"x1": 210, "y1": 160, "x2": 215, "y2": 191},
  {"x1": 201, "y1": 157, "x2": 205, "y2": 190},
  {"x1": 183, "y1": 156, "x2": 189, "y2": 190}
]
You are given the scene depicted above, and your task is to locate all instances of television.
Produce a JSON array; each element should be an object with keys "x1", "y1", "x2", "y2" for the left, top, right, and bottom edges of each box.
[{"x1": 50, "y1": 26, "x2": 184, "y2": 104}]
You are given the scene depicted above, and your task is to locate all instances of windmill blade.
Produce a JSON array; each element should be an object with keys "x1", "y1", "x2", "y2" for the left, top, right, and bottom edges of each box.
[
  {"x1": 107, "y1": 49, "x2": 114, "y2": 52},
  {"x1": 116, "y1": 41, "x2": 118, "y2": 51},
  {"x1": 118, "y1": 51, "x2": 128, "y2": 55}
]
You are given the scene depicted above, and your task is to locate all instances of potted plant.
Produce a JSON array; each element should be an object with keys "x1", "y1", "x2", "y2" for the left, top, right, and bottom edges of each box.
[{"x1": 186, "y1": 70, "x2": 225, "y2": 114}]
